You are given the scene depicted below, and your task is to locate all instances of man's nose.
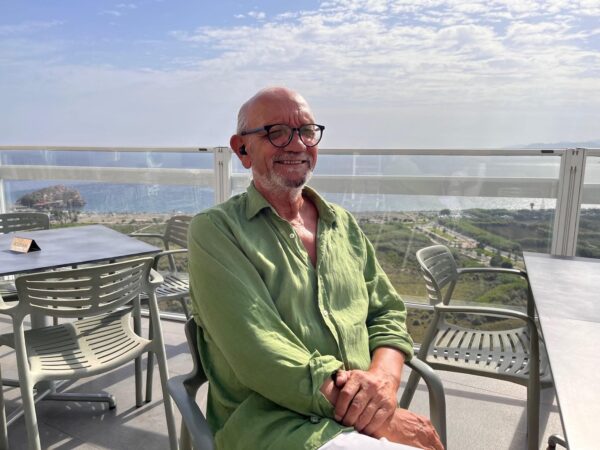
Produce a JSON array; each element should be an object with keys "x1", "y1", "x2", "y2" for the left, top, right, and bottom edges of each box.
[{"x1": 284, "y1": 129, "x2": 306, "y2": 151}]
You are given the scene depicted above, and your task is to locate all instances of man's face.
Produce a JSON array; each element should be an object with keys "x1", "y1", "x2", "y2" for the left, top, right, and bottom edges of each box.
[{"x1": 237, "y1": 91, "x2": 319, "y2": 193}]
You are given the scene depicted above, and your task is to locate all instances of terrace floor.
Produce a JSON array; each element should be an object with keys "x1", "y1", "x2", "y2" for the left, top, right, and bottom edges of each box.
[{"x1": 1, "y1": 316, "x2": 564, "y2": 450}]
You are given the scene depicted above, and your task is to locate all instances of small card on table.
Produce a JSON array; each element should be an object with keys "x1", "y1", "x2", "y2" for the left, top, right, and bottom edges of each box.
[{"x1": 10, "y1": 236, "x2": 41, "y2": 253}]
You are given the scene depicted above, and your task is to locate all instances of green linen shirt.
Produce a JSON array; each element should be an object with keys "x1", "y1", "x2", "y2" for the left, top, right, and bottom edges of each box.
[{"x1": 188, "y1": 183, "x2": 414, "y2": 450}]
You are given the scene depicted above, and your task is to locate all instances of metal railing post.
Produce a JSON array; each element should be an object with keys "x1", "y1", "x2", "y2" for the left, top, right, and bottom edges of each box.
[
  {"x1": 551, "y1": 148, "x2": 586, "y2": 256},
  {"x1": 213, "y1": 147, "x2": 232, "y2": 204},
  {"x1": 0, "y1": 152, "x2": 6, "y2": 213},
  {"x1": 0, "y1": 179, "x2": 6, "y2": 214}
]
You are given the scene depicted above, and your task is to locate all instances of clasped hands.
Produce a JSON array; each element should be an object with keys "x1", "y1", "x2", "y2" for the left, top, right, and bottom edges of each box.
[
  {"x1": 326, "y1": 368, "x2": 444, "y2": 450},
  {"x1": 333, "y1": 368, "x2": 398, "y2": 435}
]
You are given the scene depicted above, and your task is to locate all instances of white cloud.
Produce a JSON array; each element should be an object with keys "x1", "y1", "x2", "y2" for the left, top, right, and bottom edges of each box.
[
  {"x1": 1, "y1": 0, "x2": 599, "y2": 147},
  {"x1": 247, "y1": 11, "x2": 266, "y2": 20}
]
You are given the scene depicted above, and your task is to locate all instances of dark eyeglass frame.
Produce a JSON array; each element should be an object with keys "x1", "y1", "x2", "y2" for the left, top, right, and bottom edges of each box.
[{"x1": 240, "y1": 123, "x2": 325, "y2": 148}]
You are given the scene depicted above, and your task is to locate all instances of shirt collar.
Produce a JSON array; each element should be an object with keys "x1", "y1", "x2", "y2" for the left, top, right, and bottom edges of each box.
[{"x1": 245, "y1": 182, "x2": 337, "y2": 226}]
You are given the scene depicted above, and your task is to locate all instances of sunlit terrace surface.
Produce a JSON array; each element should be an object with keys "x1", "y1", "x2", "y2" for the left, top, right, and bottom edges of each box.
[{"x1": 1, "y1": 146, "x2": 599, "y2": 449}]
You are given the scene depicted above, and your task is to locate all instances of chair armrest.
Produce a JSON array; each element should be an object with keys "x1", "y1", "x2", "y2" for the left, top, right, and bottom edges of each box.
[
  {"x1": 458, "y1": 267, "x2": 528, "y2": 279},
  {"x1": 435, "y1": 304, "x2": 533, "y2": 325},
  {"x1": 153, "y1": 248, "x2": 188, "y2": 271},
  {"x1": 167, "y1": 375, "x2": 215, "y2": 450},
  {"x1": 154, "y1": 248, "x2": 188, "y2": 262},
  {"x1": 455, "y1": 267, "x2": 536, "y2": 318},
  {"x1": 404, "y1": 358, "x2": 447, "y2": 448}
]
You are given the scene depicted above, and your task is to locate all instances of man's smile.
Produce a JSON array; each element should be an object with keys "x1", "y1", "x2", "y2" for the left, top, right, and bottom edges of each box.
[{"x1": 274, "y1": 159, "x2": 309, "y2": 165}]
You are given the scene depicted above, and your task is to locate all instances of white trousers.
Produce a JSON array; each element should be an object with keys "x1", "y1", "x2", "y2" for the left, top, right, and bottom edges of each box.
[{"x1": 318, "y1": 431, "x2": 420, "y2": 450}]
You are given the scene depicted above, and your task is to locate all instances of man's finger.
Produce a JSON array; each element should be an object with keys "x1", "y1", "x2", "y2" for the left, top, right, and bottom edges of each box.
[
  {"x1": 334, "y1": 378, "x2": 360, "y2": 421},
  {"x1": 341, "y1": 390, "x2": 369, "y2": 426},
  {"x1": 334, "y1": 370, "x2": 348, "y2": 388},
  {"x1": 353, "y1": 400, "x2": 379, "y2": 432}
]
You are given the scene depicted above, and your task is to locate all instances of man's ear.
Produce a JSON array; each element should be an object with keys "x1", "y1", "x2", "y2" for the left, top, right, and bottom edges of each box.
[{"x1": 230, "y1": 134, "x2": 252, "y2": 169}]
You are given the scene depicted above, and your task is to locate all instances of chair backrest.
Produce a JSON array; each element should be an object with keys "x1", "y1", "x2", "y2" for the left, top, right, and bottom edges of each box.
[
  {"x1": 0, "y1": 212, "x2": 50, "y2": 234},
  {"x1": 15, "y1": 257, "x2": 154, "y2": 319},
  {"x1": 164, "y1": 215, "x2": 192, "y2": 249},
  {"x1": 416, "y1": 245, "x2": 459, "y2": 305}
]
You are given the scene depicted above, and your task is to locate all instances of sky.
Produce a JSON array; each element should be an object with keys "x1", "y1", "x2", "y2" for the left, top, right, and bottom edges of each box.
[{"x1": 1, "y1": 0, "x2": 599, "y2": 148}]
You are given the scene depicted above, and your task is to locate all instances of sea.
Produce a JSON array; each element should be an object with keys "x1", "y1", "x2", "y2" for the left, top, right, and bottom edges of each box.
[{"x1": 3, "y1": 149, "x2": 597, "y2": 214}]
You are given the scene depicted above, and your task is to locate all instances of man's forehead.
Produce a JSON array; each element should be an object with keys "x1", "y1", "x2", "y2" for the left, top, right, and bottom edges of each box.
[{"x1": 251, "y1": 97, "x2": 313, "y2": 124}]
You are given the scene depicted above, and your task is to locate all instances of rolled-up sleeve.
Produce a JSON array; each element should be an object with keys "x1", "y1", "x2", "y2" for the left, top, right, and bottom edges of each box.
[
  {"x1": 361, "y1": 229, "x2": 414, "y2": 359},
  {"x1": 189, "y1": 213, "x2": 343, "y2": 418}
]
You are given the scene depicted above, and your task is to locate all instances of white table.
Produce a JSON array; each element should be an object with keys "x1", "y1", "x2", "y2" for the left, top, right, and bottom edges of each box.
[
  {"x1": 523, "y1": 252, "x2": 600, "y2": 450},
  {"x1": 0, "y1": 224, "x2": 159, "y2": 277}
]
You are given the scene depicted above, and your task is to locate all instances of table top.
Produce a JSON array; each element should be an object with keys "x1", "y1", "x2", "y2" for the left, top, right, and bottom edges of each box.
[
  {"x1": 0, "y1": 224, "x2": 160, "y2": 276},
  {"x1": 523, "y1": 252, "x2": 600, "y2": 450},
  {"x1": 523, "y1": 252, "x2": 600, "y2": 321}
]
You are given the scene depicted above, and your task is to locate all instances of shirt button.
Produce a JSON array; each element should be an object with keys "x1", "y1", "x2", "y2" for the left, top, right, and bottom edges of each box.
[
  {"x1": 289, "y1": 232, "x2": 295, "y2": 238},
  {"x1": 310, "y1": 415, "x2": 321, "y2": 424}
]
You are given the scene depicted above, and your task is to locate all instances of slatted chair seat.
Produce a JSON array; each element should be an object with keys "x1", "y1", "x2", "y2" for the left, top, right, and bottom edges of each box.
[
  {"x1": 155, "y1": 273, "x2": 189, "y2": 300},
  {"x1": 0, "y1": 309, "x2": 147, "y2": 377},
  {"x1": 425, "y1": 321, "x2": 550, "y2": 382}
]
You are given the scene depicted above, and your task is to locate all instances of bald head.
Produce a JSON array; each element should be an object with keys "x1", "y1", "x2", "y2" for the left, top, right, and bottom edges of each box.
[{"x1": 236, "y1": 87, "x2": 313, "y2": 134}]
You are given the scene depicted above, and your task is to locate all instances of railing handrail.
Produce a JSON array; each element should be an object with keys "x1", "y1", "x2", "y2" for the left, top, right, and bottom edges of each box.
[{"x1": 3, "y1": 145, "x2": 599, "y2": 156}]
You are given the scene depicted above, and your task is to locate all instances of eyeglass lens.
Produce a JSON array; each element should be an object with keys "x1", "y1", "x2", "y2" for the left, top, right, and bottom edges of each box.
[{"x1": 268, "y1": 124, "x2": 322, "y2": 148}]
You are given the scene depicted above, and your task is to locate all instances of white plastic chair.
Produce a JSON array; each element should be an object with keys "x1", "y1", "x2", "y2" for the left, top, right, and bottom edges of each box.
[
  {"x1": 131, "y1": 215, "x2": 192, "y2": 403},
  {"x1": 0, "y1": 257, "x2": 178, "y2": 449},
  {"x1": 400, "y1": 244, "x2": 551, "y2": 450},
  {"x1": 130, "y1": 215, "x2": 192, "y2": 317}
]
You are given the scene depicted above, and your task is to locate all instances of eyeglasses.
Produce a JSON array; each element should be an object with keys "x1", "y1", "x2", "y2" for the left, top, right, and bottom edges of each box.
[{"x1": 240, "y1": 123, "x2": 325, "y2": 148}]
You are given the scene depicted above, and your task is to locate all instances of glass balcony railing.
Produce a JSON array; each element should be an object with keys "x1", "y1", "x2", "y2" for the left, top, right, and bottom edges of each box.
[
  {"x1": 578, "y1": 155, "x2": 600, "y2": 257},
  {"x1": 1, "y1": 146, "x2": 598, "y2": 336}
]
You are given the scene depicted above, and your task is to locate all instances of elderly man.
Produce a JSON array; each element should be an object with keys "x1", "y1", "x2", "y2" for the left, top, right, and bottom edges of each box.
[{"x1": 188, "y1": 87, "x2": 443, "y2": 450}]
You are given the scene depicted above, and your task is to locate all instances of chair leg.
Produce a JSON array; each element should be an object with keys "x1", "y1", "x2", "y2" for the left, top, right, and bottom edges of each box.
[
  {"x1": 527, "y1": 323, "x2": 541, "y2": 450},
  {"x1": 0, "y1": 366, "x2": 8, "y2": 450},
  {"x1": 180, "y1": 298, "x2": 191, "y2": 319},
  {"x1": 526, "y1": 374, "x2": 541, "y2": 450},
  {"x1": 20, "y1": 376, "x2": 42, "y2": 450},
  {"x1": 133, "y1": 305, "x2": 143, "y2": 407},
  {"x1": 135, "y1": 356, "x2": 143, "y2": 407},
  {"x1": 146, "y1": 351, "x2": 155, "y2": 403},
  {"x1": 146, "y1": 321, "x2": 155, "y2": 403},
  {"x1": 154, "y1": 341, "x2": 179, "y2": 449},
  {"x1": 179, "y1": 421, "x2": 192, "y2": 450}
]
